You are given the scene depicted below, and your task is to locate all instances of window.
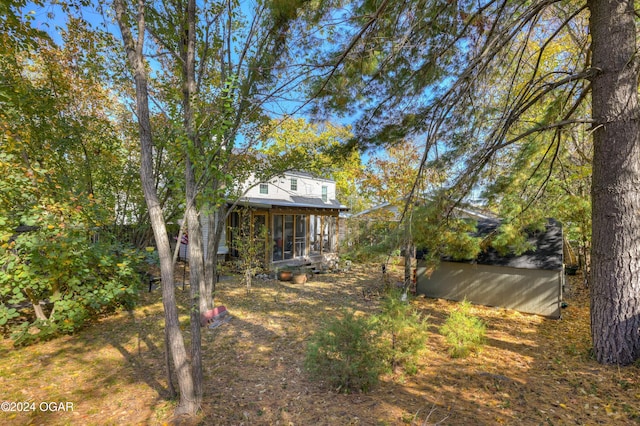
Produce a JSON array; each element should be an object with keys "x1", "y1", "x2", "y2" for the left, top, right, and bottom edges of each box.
[
  {"x1": 272, "y1": 214, "x2": 295, "y2": 261},
  {"x1": 272, "y1": 215, "x2": 284, "y2": 261},
  {"x1": 295, "y1": 214, "x2": 306, "y2": 256},
  {"x1": 310, "y1": 215, "x2": 336, "y2": 255},
  {"x1": 321, "y1": 185, "x2": 328, "y2": 202},
  {"x1": 259, "y1": 183, "x2": 268, "y2": 194},
  {"x1": 290, "y1": 178, "x2": 297, "y2": 191},
  {"x1": 310, "y1": 215, "x2": 321, "y2": 254},
  {"x1": 272, "y1": 214, "x2": 308, "y2": 261}
]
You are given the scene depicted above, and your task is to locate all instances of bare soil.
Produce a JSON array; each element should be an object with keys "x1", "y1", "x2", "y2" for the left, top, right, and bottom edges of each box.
[{"x1": 1, "y1": 263, "x2": 639, "y2": 425}]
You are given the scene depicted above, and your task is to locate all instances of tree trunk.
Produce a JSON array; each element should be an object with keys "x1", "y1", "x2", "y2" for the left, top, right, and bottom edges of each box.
[
  {"x1": 403, "y1": 240, "x2": 414, "y2": 291},
  {"x1": 184, "y1": 191, "x2": 204, "y2": 408},
  {"x1": 114, "y1": 0, "x2": 198, "y2": 415},
  {"x1": 164, "y1": 324, "x2": 177, "y2": 398},
  {"x1": 588, "y1": 0, "x2": 640, "y2": 365},
  {"x1": 33, "y1": 302, "x2": 47, "y2": 321},
  {"x1": 23, "y1": 288, "x2": 48, "y2": 321},
  {"x1": 182, "y1": 0, "x2": 203, "y2": 407},
  {"x1": 203, "y1": 210, "x2": 218, "y2": 311},
  {"x1": 204, "y1": 203, "x2": 227, "y2": 310}
]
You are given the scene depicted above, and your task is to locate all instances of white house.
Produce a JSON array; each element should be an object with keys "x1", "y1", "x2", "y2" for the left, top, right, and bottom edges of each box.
[
  {"x1": 234, "y1": 170, "x2": 348, "y2": 264},
  {"x1": 181, "y1": 171, "x2": 348, "y2": 266}
]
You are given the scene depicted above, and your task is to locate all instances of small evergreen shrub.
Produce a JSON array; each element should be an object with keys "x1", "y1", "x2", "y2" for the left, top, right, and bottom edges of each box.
[
  {"x1": 374, "y1": 290, "x2": 429, "y2": 375},
  {"x1": 439, "y1": 300, "x2": 486, "y2": 358},
  {"x1": 305, "y1": 310, "x2": 384, "y2": 393}
]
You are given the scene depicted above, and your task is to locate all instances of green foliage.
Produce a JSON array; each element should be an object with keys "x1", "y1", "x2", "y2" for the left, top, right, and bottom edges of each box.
[
  {"x1": 490, "y1": 219, "x2": 545, "y2": 257},
  {"x1": 0, "y1": 152, "x2": 142, "y2": 345},
  {"x1": 230, "y1": 209, "x2": 268, "y2": 293},
  {"x1": 305, "y1": 310, "x2": 384, "y2": 393},
  {"x1": 1, "y1": 8, "x2": 147, "y2": 245},
  {"x1": 342, "y1": 217, "x2": 400, "y2": 262},
  {"x1": 1, "y1": 231, "x2": 142, "y2": 345},
  {"x1": 305, "y1": 293, "x2": 430, "y2": 392},
  {"x1": 439, "y1": 300, "x2": 486, "y2": 358},
  {"x1": 373, "y1": 291, "x2": 429, "y2": 375},
  {"x1": 0, "y1": 304, "x2": 19, "y2": 329},
  {"x1": 411, "y1": 197, "x2": 482, "y2": 264}
]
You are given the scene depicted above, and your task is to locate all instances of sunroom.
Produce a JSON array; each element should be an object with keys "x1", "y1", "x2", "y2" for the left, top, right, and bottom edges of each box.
[
  {"x1": 227, "y1": 198, "x2": 346, "y2": 265},
  {"x1": 225, "y1": 171, "x2": 348, "y2": 266}
]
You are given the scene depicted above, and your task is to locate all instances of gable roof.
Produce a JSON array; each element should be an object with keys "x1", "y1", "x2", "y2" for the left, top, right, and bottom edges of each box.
[
  {"x1": 237, "y1": 169, "x2": 347, "y2": 211},
  {"x1": 352, "y1": 196, "x2": 494, "y2": 221}
]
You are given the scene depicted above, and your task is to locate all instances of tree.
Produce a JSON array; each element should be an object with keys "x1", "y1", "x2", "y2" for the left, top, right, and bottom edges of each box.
[
  {"x1": 0, "y1": 150, "x2": 141, "y2": 344},
  {"x1": 260, "y1": 117, "x2": 364, "y2": 208},
  {"x1": 588, "y1": 0, "x2": 640, "y2": 365},
  {"x1": 114, "y1": 0, "x2": 201, "y2": 415},
  {"x1": 140, "y1": 0, "x2": 328, "y2": 318},
  {"x1": 113, "y1": 0, "x2": 335, "y2": 418},
  {"x1": 0, "y1": 1, "x2": 143, "y2": 343},
  {"x1": 303, "y1": 0, "x2": 640, "y2": 364},
  {"x1": 359, "y1": 139, "x2": 444, "y2": 207},
  {"x1": 357, "y1": 139, "x2": 443, "y2": 285}
]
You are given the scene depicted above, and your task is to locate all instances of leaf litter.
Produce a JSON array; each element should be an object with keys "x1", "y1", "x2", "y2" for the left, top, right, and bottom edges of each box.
[{"x1": 0, "y1": 264, "x2": 639, "y2": 425}]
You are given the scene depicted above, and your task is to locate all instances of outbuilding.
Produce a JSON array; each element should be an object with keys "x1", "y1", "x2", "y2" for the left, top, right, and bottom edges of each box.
[{"x1": 416, "y1": 218, "x2": 564, "y2": 318}]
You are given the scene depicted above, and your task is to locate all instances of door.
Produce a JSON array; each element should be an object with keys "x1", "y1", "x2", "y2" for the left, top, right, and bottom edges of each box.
[{"x1": 252, "y1": 212, "x2": 268, "y2": 265}]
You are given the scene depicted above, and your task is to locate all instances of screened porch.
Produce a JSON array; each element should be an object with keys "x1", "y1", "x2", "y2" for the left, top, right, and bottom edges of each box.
[{"x1": 227, "y1": 207, "x2": 341, "y2": 265}]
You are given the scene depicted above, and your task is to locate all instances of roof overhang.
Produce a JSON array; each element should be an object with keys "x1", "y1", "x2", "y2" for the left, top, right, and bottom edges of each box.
[{"x1": 234, "y1": 197, "x2": 349, "y2": 212}]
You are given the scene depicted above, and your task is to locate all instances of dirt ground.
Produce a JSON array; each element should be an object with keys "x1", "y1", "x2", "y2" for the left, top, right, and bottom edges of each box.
[{"x1": 1, "y1": 263, "x2": 639, "y2": 425}]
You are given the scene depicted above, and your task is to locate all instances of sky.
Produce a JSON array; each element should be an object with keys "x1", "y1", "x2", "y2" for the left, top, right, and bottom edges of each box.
[{"x1": 20, "y1": 0, "x2": 427, "y2": 177}]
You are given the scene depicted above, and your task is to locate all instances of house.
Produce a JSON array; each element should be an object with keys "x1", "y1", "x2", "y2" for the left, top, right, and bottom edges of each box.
[
  {"x1": 231, "y1": 170, "x2": 348, "y2": 265},
  {"x1": 180, "y1": 171, "x2": 348, "y2": 266},
  {"x1": 416, "y1": 218, "x2": 565, "y2": 318},
  {"x1": 346, "y1": 196, "x2": 494, "y2": 251}
]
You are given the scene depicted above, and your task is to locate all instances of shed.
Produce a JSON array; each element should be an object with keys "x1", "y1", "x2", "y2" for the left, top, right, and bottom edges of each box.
[{"x1": 416, "y1": 218, "x2": 564, "y2": 318}]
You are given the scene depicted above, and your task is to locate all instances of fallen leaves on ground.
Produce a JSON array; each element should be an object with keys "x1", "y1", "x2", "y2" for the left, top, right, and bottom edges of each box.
[{"x1": 1, "y1": 264, "x2": 639, "y2": 425}]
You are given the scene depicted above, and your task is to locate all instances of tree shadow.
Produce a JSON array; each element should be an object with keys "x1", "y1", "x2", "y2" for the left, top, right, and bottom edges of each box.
[
  {"x1": 1, "y1": 295, "x2": 176, "y2": 425},
  {"x1": 6, "y1": 268, "x2": 639, "y2": 425}
]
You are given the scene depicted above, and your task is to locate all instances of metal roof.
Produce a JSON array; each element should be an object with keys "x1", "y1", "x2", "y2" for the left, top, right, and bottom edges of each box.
[{"x1": 236, "y1": 196, "x2": 348, "y2": 211}]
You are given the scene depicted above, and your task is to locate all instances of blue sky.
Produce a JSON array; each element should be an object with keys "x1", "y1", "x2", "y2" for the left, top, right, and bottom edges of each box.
[{"x1": 21, "y1": 0, "x2": 408, "y2": 171}]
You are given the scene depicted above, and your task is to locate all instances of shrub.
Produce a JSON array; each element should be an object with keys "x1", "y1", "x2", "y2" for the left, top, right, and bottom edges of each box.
[
  {"x1": 439, "y1": 300, "x2": 486, "y2": 358},
  {"x1": 1, "y1": 229, "x2": 143, "y2": 345},
  {"x1": 0, "y1": 152, "x2": 143, "y2": 344},
  {"x1": 305, "y1": 310, "x2": 384, "y2": 393},
  {"x1": 374, "y1": 290, "x2": 429, "y2": 375}
]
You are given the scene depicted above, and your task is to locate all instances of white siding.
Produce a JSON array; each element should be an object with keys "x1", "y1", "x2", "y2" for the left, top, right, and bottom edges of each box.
[
  {"x1": 242, "y1": 172, "x2": 337, "y2": 203},
  {"x1": 179, "y1": 212, "x2": 228, "y2": 259}
]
